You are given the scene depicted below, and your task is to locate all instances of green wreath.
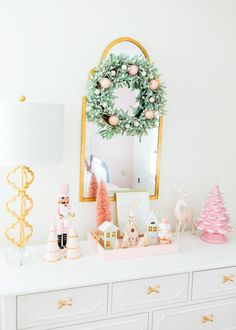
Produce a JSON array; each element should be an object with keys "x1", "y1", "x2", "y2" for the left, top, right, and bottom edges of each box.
[{"x1": 87, "y1": 54, "x2": 166, "y2": 139}]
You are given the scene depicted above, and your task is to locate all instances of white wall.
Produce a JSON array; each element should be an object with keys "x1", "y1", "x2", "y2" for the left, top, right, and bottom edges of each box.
[{"x1": 0, "y1": 0, "x2": 235, "y2": 247}]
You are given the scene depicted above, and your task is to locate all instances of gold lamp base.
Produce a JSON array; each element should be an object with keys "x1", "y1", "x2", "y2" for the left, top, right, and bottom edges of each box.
[{"x1": 5, "y1": 165, "x2": 34, "y2": 249}]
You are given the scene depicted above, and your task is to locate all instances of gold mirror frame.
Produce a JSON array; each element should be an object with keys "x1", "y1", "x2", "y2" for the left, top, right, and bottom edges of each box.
[{"x1": 79, "y1": 37, "x2": 163, "y2": 202}]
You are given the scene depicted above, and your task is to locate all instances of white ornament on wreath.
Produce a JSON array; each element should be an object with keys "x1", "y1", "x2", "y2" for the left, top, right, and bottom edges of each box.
[
  {"x1": 121, "y1": 64, "x2": 128, "y2": 71},
  {"x1": 149, "y1": 97, "x2": 155, "y2": 103}
]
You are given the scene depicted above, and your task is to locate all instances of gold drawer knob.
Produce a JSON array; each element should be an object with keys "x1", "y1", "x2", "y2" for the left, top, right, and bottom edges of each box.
[
  {"x1": 58, "y1": 297, "x2": 72, "y2": 309},
  {"x1": 202, "y1": 314, "x2": 214, "y2": 323},
  {"x1": 223, "y1": 274, "x2": 234, "y2": 283},
  {"x1": 147, "y1": 285, "x2": 160, "y2": 295}
]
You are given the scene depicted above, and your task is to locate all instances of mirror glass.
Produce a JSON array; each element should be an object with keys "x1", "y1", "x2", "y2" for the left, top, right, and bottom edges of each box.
[{"x1": 81, "y1": 105, "x2": 161, "y2": 200}]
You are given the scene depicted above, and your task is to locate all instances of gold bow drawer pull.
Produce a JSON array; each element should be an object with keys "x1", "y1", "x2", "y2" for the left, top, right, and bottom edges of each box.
[
  {"x1": 202, "y1": 314, "x2": 214, "y2": 323},
  {"x1": 147, "y1": 285, "x2": 160, "y2": 295},
  {"x1": 222, "y1": 274, "x2": 234, "y2": 283},
  {"x1": 58, "y1": 297, "x2": 73, "y2": 309}
]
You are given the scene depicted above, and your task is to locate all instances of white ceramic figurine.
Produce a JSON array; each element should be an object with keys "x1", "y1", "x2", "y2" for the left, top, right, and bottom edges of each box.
[
  {"x1": 174, "y1": 185, "x2": 196, "y2": 238},
  {"x1": 158, "y1": 219, "x2": 172, "y2": 244}
]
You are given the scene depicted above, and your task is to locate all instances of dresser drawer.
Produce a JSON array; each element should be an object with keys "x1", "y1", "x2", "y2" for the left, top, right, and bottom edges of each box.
[
  {"x1": 17, "y1": 284, "x2": 108, "y2": 329},
  {"x1": 112, "y1": 273, "x2": 188, "y2": 313},
  {"x1": 153, "y1": 298, "x2": 236, "y2": 330},
  {"x1": 56, "y1": 313, "x2": 148, "y2": 330},
  {"x1": 192, "y1": 266, "x2": 236, "y2": 301}
]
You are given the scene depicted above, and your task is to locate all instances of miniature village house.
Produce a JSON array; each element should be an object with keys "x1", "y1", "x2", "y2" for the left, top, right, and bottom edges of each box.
[
  {"x1": 127, "y1": 219, "x2": 139, "y2": 246},
  {"x1": 146, "y1": 216, "x2": 159, "y2": 244},
  {"x1": 98, "y1": 221, "x2": 119, "y2": 249}
]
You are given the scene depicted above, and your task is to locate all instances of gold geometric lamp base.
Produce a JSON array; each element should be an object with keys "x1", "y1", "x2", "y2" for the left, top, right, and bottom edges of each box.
[
  {"x1": 5, "y1": 165, "x2": 34, "y2": 247},
  {"x1": 4, "y1": 165, "x2": 34, "y2": 265},
  {"x1": 0, "y1": 96, "x2": 64, "y2": 265}
]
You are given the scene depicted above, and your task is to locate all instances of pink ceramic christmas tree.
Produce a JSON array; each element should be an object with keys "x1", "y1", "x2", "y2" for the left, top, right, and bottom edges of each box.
[
  {"x1": 96, "y1": 179, "x2": 112, "y2": 227},
  {"x1": 88, "y1": 173, "x2": 98, "y2": 198},
  {"x1": 197, "y1": 185, "x2": 232, "y2": 243}
]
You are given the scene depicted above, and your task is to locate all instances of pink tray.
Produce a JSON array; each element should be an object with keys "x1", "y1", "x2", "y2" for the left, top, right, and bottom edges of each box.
[{"x1": 88, "y1": 232, "x2": 178, "y2": 261}]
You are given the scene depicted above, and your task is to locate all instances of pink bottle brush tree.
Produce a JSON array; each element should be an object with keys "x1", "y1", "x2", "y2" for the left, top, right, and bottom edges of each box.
[
  {"x1": 96, "y1": 179, "x2": 112, "y2": 227},
  {"x1": 89, "y1": 173, "x2": 98, "y2": 198},
  {"x1": 197, "y1": 185, "x2": 233, "y2": 243}
]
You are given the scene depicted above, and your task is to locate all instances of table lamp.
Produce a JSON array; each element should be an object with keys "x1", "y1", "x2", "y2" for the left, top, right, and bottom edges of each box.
[{"x1": 0, "y1": 96, "x2": 64, "y2": 264}]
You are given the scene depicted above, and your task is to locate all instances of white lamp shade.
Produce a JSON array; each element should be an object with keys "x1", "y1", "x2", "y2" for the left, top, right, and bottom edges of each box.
[{"x1": 0, "y1": 102, "x2": 64, "y2": 165}]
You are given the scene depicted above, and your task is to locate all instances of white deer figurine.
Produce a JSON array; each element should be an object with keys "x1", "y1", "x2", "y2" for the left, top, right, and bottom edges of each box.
[{"x1": 174, "y1": 185, "x2": 196, "y2": 238}]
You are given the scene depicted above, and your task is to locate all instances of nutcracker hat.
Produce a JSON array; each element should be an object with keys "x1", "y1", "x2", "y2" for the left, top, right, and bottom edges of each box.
[{"x1": 58, "y1": 184, "x2": 70, "y2": 197}]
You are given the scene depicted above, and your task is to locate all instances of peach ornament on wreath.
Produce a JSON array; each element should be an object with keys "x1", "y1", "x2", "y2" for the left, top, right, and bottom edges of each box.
[
  {"x1": 149, "y1": 78, "x2": 160, "y2": 90},
  {"x1": 145, "y1": 110, "x2": 155, "y2": 120},
  {"x1": 129, "y1": 64, "x2": 139, "y2": 76},
  {"x1": 108, "y1": 115, "x2": 119, "y2": 126},
  {"x1": 100, "y1": 77, "x2": 111, "y2": 89}
]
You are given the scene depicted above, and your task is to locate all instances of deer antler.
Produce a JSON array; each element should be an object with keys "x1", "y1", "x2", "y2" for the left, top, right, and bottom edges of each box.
[
  {"x1": 174, "y1": 184, "x2": 189, "y2": 197},
  {"x1": 182, "y1": 189, "x2": 189, "y2": 197},
  {"x1": 174, "y1": 184, "x2": 184, "y2": 194}
]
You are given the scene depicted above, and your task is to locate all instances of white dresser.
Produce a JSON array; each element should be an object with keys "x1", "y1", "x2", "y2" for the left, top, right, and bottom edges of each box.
[{"x1": 1, "y1": 233, "x2": 236, "y2": 330}]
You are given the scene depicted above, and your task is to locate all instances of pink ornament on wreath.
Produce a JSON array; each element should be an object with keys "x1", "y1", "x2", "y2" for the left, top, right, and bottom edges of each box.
[
  {"x1": 145, "y1": 110, "x2": 155, "y2": 120},
  {"x1": 129, "y1": 65, "x2": 138, "y2": 76},
  {"x1": 149, "y1": 79, "x2": 160, "y2": 90},
  {"x1": 108, "y1": 115, "x2": 119, "y2": 126},
  {"x1": 100, "y1": 78, "x2": 111, "y2": 89}
]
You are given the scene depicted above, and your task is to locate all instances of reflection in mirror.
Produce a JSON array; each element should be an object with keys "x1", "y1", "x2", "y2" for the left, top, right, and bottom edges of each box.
[{"x1": 81, "y1": 101, "x2": 161, "y2": 200}]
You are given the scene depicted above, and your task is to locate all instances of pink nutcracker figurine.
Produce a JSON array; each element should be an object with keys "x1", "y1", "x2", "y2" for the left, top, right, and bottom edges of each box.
[
  {"x1": 56, "y1": 184, "x2": 75, "y2": 249},
  {"x1": 158, "y1": 219, "x2": 172, "y2": 244}
]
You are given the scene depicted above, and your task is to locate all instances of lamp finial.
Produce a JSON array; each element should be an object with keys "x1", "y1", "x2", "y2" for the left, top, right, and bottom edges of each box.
[{"x1": 19, "y1": 95, "x2": 26, "y2": 102}]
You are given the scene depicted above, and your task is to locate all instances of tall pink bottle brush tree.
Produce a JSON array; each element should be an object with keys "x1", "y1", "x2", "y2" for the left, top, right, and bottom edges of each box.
[
  {"x1": 89, "y1": 173, "x2": 98, "y2": 198},
  {"x1": 197, "y1": 185, "x2": 232, "y2": 243},
  {"x1": 96, "y1": 179, "x2": 112, "y2": 227}
]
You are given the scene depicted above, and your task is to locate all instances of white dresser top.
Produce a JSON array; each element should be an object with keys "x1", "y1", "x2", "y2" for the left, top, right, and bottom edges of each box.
[{"x1": 0, "y1": 233, "x2": 236, "y2": 296}]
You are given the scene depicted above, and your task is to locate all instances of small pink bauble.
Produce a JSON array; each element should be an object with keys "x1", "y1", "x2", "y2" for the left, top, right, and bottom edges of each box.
[
  {"x1": 100, "y1": 77, "x2": 111, "y2": 89},
  {"x1": 145, "y1": 110, "x2": 155, "y2": 120},
  {"x1": 129, "y1": 65, "x2": 138, "y2": 76},
  {"x1": 149, "y1": 79, "x2": 160, "y2": 90},
  {"x1": 108, "y1": 115, "x2": 119, "y2": 126}
]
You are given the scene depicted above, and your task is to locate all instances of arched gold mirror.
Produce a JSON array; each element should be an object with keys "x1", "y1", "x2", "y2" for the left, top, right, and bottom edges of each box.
[{"x1": 80, "y1": 37, "x2": 164, "y2": 202}]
